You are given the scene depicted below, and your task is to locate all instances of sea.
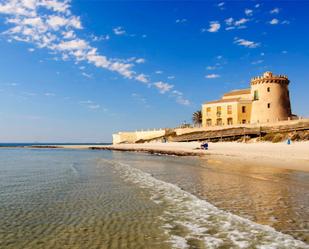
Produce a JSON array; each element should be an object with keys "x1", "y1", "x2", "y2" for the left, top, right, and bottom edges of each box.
[{"x1": 0, "y1": 147, "x2": 308, "y2": 249}]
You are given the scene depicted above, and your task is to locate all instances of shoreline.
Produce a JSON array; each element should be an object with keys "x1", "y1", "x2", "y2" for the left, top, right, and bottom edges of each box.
[
  {"x1": 97, "y1": 142, "x2": 309, "y2": 172},
  {"x1": 6, "y1": 141, "x2": 308, "y2": 172}
]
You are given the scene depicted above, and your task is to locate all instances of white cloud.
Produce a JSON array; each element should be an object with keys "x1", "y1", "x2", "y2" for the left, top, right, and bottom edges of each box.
[
  {"x1": 47, "y1": 15, "x2": 81, "y2": 30},
  {"x1": 269, "y1": 18, "x2": 279, "y2": 25},
  {"x1": 7, "y1": 82, "x2": 18, "y2": 87},
  {"x1": 55, "y1": 39, "x2": 88, "y2": 51},
  {"x1": 82, "y1": 72, "x2": 92, "y2": 78},
  {"x1": 113, "y1": 26, "x2": 126, "y2": 35},
  {"x1": 255, "y1": 4, "x2": 260, "y2": 8},
  {"x1": 225, "y1": 17, "x2": 234, "y2": 26},
  {"x1": 207, "y1": 21, "x2": 220, "y2": 32},
  {"x1": 153, "y1": 81, "x2": 173, "y2": 94},
  {"x1": 234, "y1": 38, "x2": 260, "y2": 48},
  {"x1": 155, "y1": 70, "x2": 163, "y2": 74},
  {"x1": 281, "y1": 20, "x2": 290, "y2": 25},
  {"x1": 167, "y1": 75, "x2": 175, "y2": 80},
  {"x1": 175, "y1": 18, "x2": 187, "y2": 24},
  {"x1": 225, "y1": 17, "x2": 249, "y2": 30},
  {"x1": 225, "y1": 26, "x2": 235, "y2": 31},
  {"x1": 206, "y1": 66, "x2": 216, "y2": 70},
  {"x1": 217, "y1": 2, "x2": 224, "y2": 10},
  {"x1": 80, "y1": 100, "x2": 93, "y2": 104},
  {"x1": 44, "y1": 92, "x2": 55, "y2": 96},
  {"x1": 28, "y1": 47, "x2": 35, "y2": 52},
  {"x1": 0, "y1": 0, "x2": 188, "y2": 106},
  {"x1": 245, "y1": 9, "x2": 253, "y2": 16},
  {"x1": 234, "y1": 18, "x2": 249, "y2": 26},
  {"x1": 171, "y1": 90, "x2": 190, "y2": 106},
  {"x1": 135, "y1": 73, "x2": 149, "y2": 84},
  {"x1": 205, "y1": 74, "x2": 220, "y2": 79},
  {"x1": 135, "y1": 58, "x2": 145, "y2": 64},
  {"x1": 80, "y1": 100, "x2": 100, "y2": 110},
  {"x1": 270, "y1": 8, "x2": 280, "y2": 14},
  {"x1": 63, "y1": 30, "x2": 75, "y2": 39},
  {"x1": 91, "y1": 34, "x2": 110, "y2": 42},
  {"x1": 88, "y1": 104, "x2": 100, "y2": 109},
  {"x1": 251, "y1": 60, "x2": 264, "y2": 65}
]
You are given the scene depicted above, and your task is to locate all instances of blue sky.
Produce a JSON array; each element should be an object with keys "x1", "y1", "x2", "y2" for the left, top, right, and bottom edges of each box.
[{"x1": 0, "y1": 0, "x2": 308, "y2": 142}]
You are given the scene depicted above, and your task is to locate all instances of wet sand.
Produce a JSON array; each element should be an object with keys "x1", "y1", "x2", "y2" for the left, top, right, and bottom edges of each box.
[{"x1": 48, "y1": 141, "x2": 309, "y2": 172}]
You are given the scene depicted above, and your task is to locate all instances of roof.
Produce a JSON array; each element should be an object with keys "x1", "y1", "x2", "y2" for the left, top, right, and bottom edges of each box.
[
  {"x1": 204, "y1": 98, "x2": 241, "y2": 105},
  {"x1": 223, "y1": 89, "x2": 251, "y2": 97}
]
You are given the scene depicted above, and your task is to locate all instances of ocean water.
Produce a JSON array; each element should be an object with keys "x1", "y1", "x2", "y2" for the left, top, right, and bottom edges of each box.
[{"x1": 0, "y1": 148, "x2": 308, "y2": 249}]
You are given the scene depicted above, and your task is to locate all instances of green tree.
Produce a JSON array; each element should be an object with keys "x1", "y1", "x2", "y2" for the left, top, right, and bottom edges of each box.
[{"x1": 192, "y1": 110, "x2": 202, "y2": 125}]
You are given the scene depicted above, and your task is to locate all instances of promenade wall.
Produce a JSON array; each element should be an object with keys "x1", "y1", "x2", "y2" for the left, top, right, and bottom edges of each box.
[{"x1": 113, "y1": 118, "x2": 308, "y2": 144}]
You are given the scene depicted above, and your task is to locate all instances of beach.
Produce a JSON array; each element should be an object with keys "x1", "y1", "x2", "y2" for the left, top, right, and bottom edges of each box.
[{"x1": 51, "y1": 141, "x2": 309, "y2": 172}]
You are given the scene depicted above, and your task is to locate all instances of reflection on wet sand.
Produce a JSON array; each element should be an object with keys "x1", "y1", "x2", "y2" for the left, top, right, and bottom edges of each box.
[
  {"x1": 113, "y1": 152, "x2": 309, "y2": 243},
  {"x1": 198, "y1": 158, "x2": 309, "y2": 242}
]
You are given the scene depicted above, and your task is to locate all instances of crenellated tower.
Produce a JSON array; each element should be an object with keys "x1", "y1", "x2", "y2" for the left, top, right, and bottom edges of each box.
[{"x1": 250, "y1": 71, "x2": 292, "y2": 124}]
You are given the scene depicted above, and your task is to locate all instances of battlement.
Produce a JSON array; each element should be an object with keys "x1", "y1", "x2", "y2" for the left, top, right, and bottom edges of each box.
[{"x1": 251, "y1": 72, "x2": 289, "y2": 85}]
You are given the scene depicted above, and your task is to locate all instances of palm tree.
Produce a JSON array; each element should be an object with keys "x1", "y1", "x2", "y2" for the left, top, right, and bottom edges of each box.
[{"x1": 192, "y1": 110, "x2": 202, "y2": 126}]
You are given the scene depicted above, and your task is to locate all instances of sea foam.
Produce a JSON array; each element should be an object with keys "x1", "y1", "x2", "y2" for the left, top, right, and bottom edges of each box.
[{"x1": 102, "y1": 158, "x2": 309, "y2": 249}]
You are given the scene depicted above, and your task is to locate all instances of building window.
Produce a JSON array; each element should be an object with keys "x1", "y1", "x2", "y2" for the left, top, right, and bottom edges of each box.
[
  {"x1": 216, "y1": 106, "x2": 221, "y2": 117},
  {"x1": 267, "y1": 87, "x2": 270, "y2": 92},
  {"x1": 267, "y1": 103, "x2": 271, "y2": 108},
  {"x1": 242, "y1": 119, "x2": 246, "y2": 124},
  {"x1": 254, "y1": 90, "x2": 259, "y2": 100},
  {"x1": 227, "y1": 118, "x2": 233, "y2": 125},
  {"x1": 216, "y1": 118, "x2": 222, "y2": 126},
  {"x1": 206, "y1": 119, "x2": 212, "y2": 126},
  {"x1": 242, "y1": 106, "x2": 246, "y2": 113},
  {"x1": 206, "y1": 107, "x2": 211, "y2": 117},
  {"x1": 227, "y1": 105, "x2": 232, "y2": 115}
]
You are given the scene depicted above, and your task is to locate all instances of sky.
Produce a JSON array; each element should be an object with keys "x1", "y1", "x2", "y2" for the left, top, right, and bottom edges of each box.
[{"x1": 0, "y1": 0, "x2": 308, "y2": 142}]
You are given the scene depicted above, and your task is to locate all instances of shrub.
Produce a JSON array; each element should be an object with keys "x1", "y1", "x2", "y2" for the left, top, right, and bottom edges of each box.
[
  {"x1": 303, "y1": 131, "x2": 309, "y2": 141},
  {"x1": 262, "y1": 133, "x2": 275, "y2": 142},
  {"x1": 272, "y1": 134, "x2": 284, "y2": 143},
  {"x1": 291, "y1": 133, "x2": 301, "y2": 141}
]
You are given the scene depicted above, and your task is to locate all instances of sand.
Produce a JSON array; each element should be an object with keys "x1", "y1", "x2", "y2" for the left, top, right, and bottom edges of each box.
[{"x1": 55, "y1": 141, "x2": 309, "y2": 172}]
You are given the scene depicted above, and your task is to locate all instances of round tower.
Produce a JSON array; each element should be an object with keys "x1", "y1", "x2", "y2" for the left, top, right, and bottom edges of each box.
[{"x1": 250, "y1": 71, "x2": 292, "y2": 124}]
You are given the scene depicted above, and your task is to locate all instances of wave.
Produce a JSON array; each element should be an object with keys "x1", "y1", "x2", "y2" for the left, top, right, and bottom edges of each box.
[{"x1": 101, "y1": 158, "x2": 309, "y2": 249}]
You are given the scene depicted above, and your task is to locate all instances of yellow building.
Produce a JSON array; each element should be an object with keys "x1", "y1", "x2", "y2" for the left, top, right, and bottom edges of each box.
[{"x1": 202, "y1": 72, "x2": 292, "y2": 127}]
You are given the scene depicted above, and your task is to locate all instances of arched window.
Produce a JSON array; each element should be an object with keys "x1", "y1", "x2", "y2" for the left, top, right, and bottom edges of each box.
[{"x1": 267, "y1": 87, "x2": 270, "y2": 92}]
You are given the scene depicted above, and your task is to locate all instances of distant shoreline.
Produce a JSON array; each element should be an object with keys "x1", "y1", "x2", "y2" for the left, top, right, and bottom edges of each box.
[{"x1": 4, "y1": 141, "x2": 309, "y2": 173}]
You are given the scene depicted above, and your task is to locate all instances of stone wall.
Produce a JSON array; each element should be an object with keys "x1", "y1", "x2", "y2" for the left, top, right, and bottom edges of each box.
[{"x1": 113, "y1": 129, "x2": 166, "y2": 144}]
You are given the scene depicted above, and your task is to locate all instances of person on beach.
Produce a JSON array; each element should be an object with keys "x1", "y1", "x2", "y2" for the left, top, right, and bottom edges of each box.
[{"x1": 201, "y1": 142, "x2": 208, "y2": 150}]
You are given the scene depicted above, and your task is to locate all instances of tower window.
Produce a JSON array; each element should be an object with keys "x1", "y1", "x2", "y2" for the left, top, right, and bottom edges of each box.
[
  {"x1": 254, "y1": 90, "x2": 259, "y2": 100},
  {"x1": 267, "y1": 87, "x2": 270, "y2": 92},
  {"x1": 242, "y1": 106, "x2": 246, "y2": 113},
  {"x1": 267, "y1": 103, "x2": 271, "y2": 108}
]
